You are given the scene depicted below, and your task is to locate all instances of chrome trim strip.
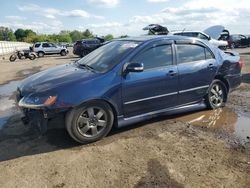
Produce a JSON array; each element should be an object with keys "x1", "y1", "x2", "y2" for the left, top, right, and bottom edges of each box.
[
  {"x1": 124, "y1": 92, "x2": 178, "y2": 105},
  {"x1": 124, "y1": 102, "x2": 201, "y2": 121},
  {"x1": 179, "y1": 85, "x2": 209, "y2": 94},
  {"x1": 124, "y1": 85, "x2": 209, "y2": 105}
]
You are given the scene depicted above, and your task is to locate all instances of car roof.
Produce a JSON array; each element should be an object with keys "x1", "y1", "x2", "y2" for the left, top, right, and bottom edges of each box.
[{"x1": 114, "y1": 35, "x2": 204, "y2": 43}]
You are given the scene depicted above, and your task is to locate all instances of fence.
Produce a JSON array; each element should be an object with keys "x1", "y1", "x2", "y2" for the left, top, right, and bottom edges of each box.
[{"x1": 0, "y1": 41, "x2": 31, "y2": 56}]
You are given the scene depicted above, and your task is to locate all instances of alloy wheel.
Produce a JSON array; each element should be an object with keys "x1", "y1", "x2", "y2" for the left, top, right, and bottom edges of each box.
[
  {"x1": 209, "y1": 83, "x2": 224, "y2": 107},
  {"x1": 76, "y1": 107, "x2": 107, "y2": 138}
]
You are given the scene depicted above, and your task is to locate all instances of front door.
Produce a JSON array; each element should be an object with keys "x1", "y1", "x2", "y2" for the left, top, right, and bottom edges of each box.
[{"x1": 122, "y1": 43, "x2": 179, "y2": 118}]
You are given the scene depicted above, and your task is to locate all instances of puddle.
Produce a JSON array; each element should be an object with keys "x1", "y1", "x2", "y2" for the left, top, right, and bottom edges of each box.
[
  {"x1": 175, "y1": 107, "x2": 250, "y2": 144},
  {"x1": 0, "y1": 80, "x2": 22, "y2": 129},
  {"x1": 0, "y1": 80, "x2": 22, "y2": 96}
]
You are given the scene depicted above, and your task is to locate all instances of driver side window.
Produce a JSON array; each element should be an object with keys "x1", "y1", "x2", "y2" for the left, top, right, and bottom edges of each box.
[{"x1": 131, "y1": 45, "x2": 173, "y2": 70}]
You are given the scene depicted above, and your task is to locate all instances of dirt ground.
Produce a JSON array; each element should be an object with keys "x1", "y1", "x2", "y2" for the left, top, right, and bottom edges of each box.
[{"x1": 0, "y1": 48, "x2": 249, "y2": 188}]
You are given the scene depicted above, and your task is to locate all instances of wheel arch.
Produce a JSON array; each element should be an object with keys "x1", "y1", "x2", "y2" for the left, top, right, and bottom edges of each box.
[{"x1": 214, "y1": 75, "x2": 230, "y2": 93}]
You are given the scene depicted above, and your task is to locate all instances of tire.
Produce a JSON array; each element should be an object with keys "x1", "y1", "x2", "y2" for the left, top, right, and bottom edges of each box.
[
  {"x1": 37, "y1": 51, "x2": 45, "y2": 57},
  {"x1": 60, "y1": 50, "x2": 67, "y2": 56},
  {"x1": 66, "y1": 101, "x2": 114, "y2": 144},
  {"x1": 219, "y1": 46, "x2": 227, "y2": 50},
  {"x1": 205, "y1": 79, "x2": 227, "y2": 109},
  {"x1": 231, "y1": 43, "x2": 235, "y2": 49},
  {"x1": 80, "y1": 51, "x2": 85, "y2": 58},
  {"x1": 9, "y1": 54, "x2": 17, "y2": 62},
  {"x1": 29, "y1": 54, "x2": 36, "y2": 60}
]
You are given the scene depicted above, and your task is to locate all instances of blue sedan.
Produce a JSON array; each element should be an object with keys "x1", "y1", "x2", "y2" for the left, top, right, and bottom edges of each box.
[{"x1": 17, "y1": 35, "x2": 243, "y2": 143}]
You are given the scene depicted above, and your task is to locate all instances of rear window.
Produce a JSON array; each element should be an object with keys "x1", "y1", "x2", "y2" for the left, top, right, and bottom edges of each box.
[
  {"x1": 34, "y1": 43, "x2": 40, "y2": 48},
  {"x1": 205, "y1": 48, "x2": 214, "y2": 59},
  {"x1": 177, "y1": 44, "x2": 206, "y2": 63}
]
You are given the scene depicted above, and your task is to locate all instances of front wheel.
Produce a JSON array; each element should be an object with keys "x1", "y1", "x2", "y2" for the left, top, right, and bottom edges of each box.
[
  {"x1": 205, "y1": 80, "x2": 227, "y2": 109},
  {"x1": 9, "y1": 54, "x2": 17, "y2": 62},
  {"x1": 66, "y1": 101, "x2": 114, "y2": 144},
  {"x1": 29, "y1": 54, "x2": 36, "y2": 60}
]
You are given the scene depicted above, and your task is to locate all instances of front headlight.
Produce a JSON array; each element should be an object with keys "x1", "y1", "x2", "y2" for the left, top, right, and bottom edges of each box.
[{"x1": 18, "y1": 95, "x2": 57, "y2": 109}]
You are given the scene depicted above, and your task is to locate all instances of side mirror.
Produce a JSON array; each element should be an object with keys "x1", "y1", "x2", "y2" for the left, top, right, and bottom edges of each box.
[{"x1": 125, "y1": 63, "x2": 144, "y2": 73}]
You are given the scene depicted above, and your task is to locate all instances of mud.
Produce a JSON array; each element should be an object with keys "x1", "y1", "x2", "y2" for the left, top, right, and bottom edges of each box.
[
  {"x1": 0, "y1": 48, "x2": 249, "y2": 188},
  {"x1": 0, "y1": 80, "x2": 22, "y2": 129},
  {"x1": 175, "y1": 107, "x2": 250, "y2": 147}
]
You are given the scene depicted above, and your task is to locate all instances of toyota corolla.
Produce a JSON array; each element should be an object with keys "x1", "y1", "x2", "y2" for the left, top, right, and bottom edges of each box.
[{"x1": 16, "y1": 35, "x2": 243, "y2": 144}]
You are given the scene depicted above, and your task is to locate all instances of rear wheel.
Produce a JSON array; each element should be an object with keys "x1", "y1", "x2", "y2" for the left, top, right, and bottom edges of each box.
[
  {"x1": 38, "y1": 51, "x2": 45, "y2": 57},
  {"x1": 205, "y1": 80, "x2": 227, "y2": 109},
  {"x1": 66, "y1": 101, "x2": 114, "y2": 144},
  {"x1": 231, "y1": 43, "x2": 236, "y2": 49},
  {"x1": 60, "y1": 50, "x2": 67, "y2": 56}
]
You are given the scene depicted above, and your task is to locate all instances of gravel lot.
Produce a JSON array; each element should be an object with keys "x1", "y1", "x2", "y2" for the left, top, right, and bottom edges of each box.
[{"x1": 0, "y1": 48, "x2": 249, "y2": 188}]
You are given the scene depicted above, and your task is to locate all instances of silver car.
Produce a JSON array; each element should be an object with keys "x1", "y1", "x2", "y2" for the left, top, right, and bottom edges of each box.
[{"x1": 33, "y1": 42, "x2": 68, "y2": 57}]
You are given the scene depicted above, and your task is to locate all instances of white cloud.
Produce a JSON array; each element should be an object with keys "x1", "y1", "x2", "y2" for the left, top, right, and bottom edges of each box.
[
  {"x1": 5, "y1": 16, "x2": 26, "y2": 21},
  {"x1": 0, "y1": 20, "x2": 63, "y2": 34},
  {"x1": 87, "y1": 0, "x2": 119, "y2": 7},
  {"x1": 62, "y1": 10, "x2": 90, "y2": 18},
  {"x1": 85, "y1": 0, "x2": 250, "y2": 36},
  {"x1": 17, "y1": 4, "x2": 39, "y2": 12},
  {"x1": 147, "y1": 0, "x2": 169, "y2": 3},
  {"x1": 18, "y1": 3, "x2": 104, "y2": 20}
]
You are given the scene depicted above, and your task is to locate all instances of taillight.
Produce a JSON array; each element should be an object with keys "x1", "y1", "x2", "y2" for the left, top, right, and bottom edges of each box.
[{"x1": 239, "y1": 60, "x2": 244, "y2": 69}]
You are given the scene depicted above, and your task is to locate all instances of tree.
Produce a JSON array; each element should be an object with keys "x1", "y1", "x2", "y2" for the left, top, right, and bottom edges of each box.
[
  {"x1": 15, "y1": 28, "x2": 36, "y2": 41},
  {"x1": 0, "y1": 27, "x2": 16, "y2": 41},
  {"x1": 69, "y1": 30, "x2": 83, "y2": 42},
  {"x1": 14, "y1": 28, "x2": 26, "y2": 41},
  {"x1": 120, "y1": 35, "x2": 128, "y2": 38},
  {"x1": 82, "y1": 29, "x2": 93, "y2": 38},
  {"x1": 104, "y1": 34, "x2": 114, "y2": 41}
]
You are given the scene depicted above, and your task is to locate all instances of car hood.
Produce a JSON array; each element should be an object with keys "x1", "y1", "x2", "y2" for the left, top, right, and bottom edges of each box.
[
  {"x1": 203, "y1": 25, "x2": 225, "y2": 40},
  {"x1": 19, "y1": 63, "x2": 97, "y2": 95}
]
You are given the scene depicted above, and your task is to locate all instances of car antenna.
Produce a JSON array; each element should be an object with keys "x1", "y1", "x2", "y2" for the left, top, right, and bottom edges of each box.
[{"x1": 181, "y1": 28, "x2": 186, "y2": 33}]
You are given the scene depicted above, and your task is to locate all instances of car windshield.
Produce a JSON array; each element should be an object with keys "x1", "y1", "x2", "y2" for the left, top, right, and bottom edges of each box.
[{"x1": 77, "y1": 40, "x2": 140, "y2": 73}]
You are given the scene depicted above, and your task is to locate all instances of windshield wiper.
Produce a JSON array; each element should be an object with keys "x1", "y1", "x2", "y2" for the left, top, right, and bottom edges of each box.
[{"x1": 77, "y1": 63, "x2": 96, "y2": 72}]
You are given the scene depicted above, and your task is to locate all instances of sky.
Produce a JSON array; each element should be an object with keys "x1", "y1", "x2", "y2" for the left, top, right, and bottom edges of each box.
[{"x1": 0, "y1": 0, "x2": 250, "y2": 37}]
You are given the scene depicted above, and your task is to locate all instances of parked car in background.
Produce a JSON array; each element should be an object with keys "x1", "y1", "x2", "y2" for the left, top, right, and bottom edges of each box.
[
  {"x1": 73, "y1": 38, "x2": 102, "y2": 57},
  {"x1": 17, "y1": 35, "x2": 243, "y2": 144},
  {"x1": 228, "y1": 34, "x2": 250, "y2": 48},
  {"x1": 33, "y1": 42, "x2": 69, "y2": 57},
  {"x1": 173, "y1": 25, "x2": 229, "y2": 49},
  {"x1": 144, "y1": 24, "x2": 229, "y2": 49}
]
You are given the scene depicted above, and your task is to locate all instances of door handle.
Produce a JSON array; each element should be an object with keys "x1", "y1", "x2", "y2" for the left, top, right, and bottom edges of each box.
[{"x1": 168, "y1": 70, "x2": 177, "y2": 76}]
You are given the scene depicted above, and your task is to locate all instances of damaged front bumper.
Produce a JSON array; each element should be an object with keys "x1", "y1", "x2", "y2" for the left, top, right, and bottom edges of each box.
[
  {"x1": 16, "y1": 91, "x2": 68, "y2": 134},
  {"x1": 21, "y1": 109, "x2": 49, "y2": 133}
]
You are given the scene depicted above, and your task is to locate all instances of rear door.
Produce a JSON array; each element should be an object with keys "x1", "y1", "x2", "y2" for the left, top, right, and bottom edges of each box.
[
  {"x1": 175, "y1": 42, "x2": 217, "y2": 105},
  {"x1": 122, "y1": 41, "x2": 179, "y2": 118},
  {"x1": 42, "y1": 43, "x2": 50, "y2": 53}
]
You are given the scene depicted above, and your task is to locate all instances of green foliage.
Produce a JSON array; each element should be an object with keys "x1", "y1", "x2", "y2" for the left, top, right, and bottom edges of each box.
[
  {"x1": 104, "y1": 34, "x2": 114, "y2": 41},
  {"x1": 0, "y1": 27, "x2": 16, "y2": 41},
  {"x1": 69, "y1": 30, "x2": 83, "y2": 42},
  {"x1": 0, "y1": 26, "x2": 118, "y2": 43},
  {"x1": 14, "y1": 28, "x2": 36, "y2": 41},
  {"x1": 119, "y1": 35, "x2": 128, "y2": 38}
]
